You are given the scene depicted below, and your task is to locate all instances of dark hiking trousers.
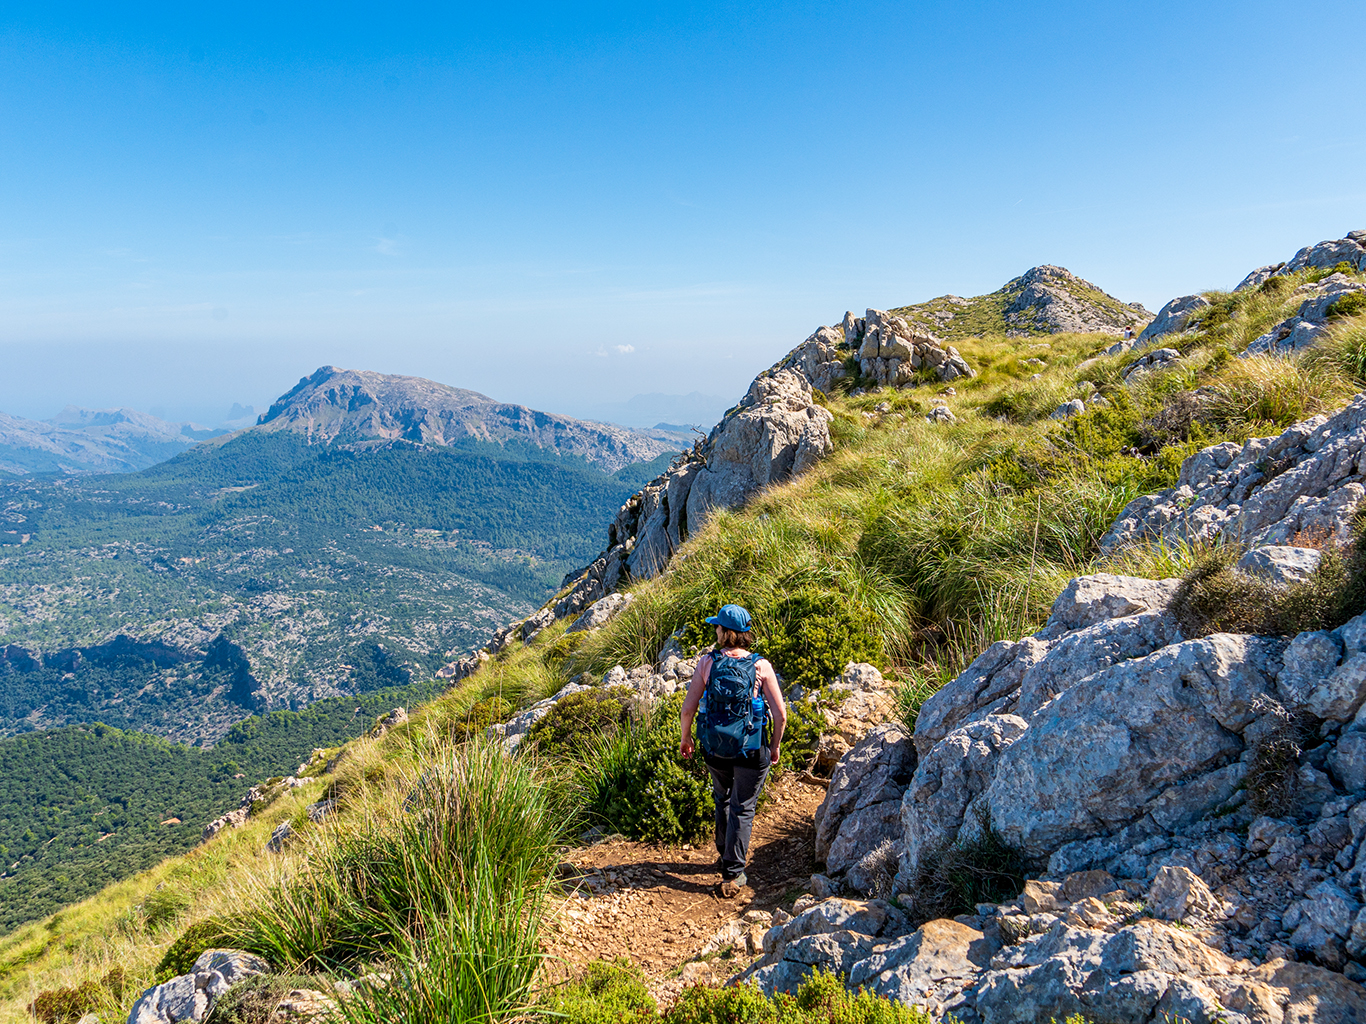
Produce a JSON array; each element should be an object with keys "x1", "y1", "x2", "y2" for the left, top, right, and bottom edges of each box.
[{"x1": 704, "y1": 747, "x2": 771, "y2": 881}]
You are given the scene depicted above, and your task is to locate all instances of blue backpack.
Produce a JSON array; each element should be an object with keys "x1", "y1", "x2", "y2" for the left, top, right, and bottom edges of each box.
[{"x1": 699, "y1": 650, "x2": 768, "y2": 758}]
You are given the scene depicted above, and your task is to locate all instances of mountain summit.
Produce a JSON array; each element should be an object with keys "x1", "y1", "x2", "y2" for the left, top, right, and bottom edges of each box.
[{"x1": 255, "y1": 366, "x2": 676, "y2": 474}]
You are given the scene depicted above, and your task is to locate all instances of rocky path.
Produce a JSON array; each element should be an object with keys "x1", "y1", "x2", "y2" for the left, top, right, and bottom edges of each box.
[{"x1": 543, "y1": 773, "x2": 827, "y2": 1003}]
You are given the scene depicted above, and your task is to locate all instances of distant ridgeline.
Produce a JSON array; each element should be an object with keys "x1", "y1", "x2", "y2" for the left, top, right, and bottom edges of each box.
[
  {"x1": 0, "y1": 368, "x2": 679, "y2": 746},
  {"x1": 0, "y1": 681, "x2": 440, "y2": 933}
]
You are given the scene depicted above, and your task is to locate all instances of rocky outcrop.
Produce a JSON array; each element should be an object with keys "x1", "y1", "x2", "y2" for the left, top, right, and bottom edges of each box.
[
  {"x1": 553, "y1": 368, "x2": 834, "y2": 615},
  {"x1": 1101, "y1": 395, "x2": 1366, "y2": 553},
  {"x1": 845, "y1": 309, "x2": 976, "y2": 388},
  {"x1": 127, "y1": 949, "x2": 268, "y2": 1024},
  {"x1": 1001, "y1": 266, "x2": 1153, "y2": 337},
  {"x1": 1243, "y1": 273, "x2": 1366, "y2": 358},
  {"x1": 893, "y1": 266, "x2": 1151, "y2": 341},
  {"x1": 1137, "y1": 294, "x2": 1211, "y2": 344},
  {"x1": 1237, "y1": 231, "x2": 1366, "y2": 291}
]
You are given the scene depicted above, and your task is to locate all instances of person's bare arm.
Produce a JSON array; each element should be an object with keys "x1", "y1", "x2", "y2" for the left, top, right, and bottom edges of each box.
[
  {"x1": 757, "y1": 659, "x2": 786, "y2": 762},
  {"x1": 679, "y1": 654, "x2": 711, "y2": 757}
]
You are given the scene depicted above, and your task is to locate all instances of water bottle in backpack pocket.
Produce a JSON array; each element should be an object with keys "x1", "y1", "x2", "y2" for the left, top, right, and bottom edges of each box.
[{"x1": 699, "y1": 650, "x2": 767, "y2": 758}]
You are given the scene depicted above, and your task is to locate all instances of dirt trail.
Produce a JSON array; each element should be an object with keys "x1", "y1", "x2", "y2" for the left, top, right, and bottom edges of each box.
[{"x1": 544, "y1": 773, "x2": 827, "y2": 1002}]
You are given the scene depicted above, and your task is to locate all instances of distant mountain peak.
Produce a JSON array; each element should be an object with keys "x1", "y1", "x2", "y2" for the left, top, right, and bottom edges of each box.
[{"x1": 256, "y1": 366, "x2": 676, "y2": 473}]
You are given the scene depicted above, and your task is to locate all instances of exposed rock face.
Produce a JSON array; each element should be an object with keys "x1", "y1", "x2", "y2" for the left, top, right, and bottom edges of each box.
[
  {"x1": 127, "y1": 949, "x2": 269, "y2": 1024},
  {"x1": 1137, "y1": 294, "x2": 1211, "y2": 344},
  {"x1": 0, "y1": 406, "x2": 216, "y2": 476},
  {"x1": 554, "y1": 368, "x2": 833, "y2": 615},
  {"x1": 846, "y1": 309, "x2": 976, "y2": 388},
  {"x1": 1001, "y1": 265, "x2": 1153, "y2": 337},
  {"x1": 1237, "y1": 230, "x2": 1366, "y2": 291},
  {"x1": 1101, "y1": 395, "x2": 1366, "y2": 553},
  {"x1": 892, "y1": 266, "x2": 1151, "y2": 341},
  {"x1": 255, "y1": 365, "x2": 677, "y2": 473},
  {"x1": 1243, "y1": 273, "x2": 1366, "y2": 358}
]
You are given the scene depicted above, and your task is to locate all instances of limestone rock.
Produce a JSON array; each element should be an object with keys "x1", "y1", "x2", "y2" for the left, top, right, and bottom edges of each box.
[
  {"x1": 566, "y1": 592, "x2": 634, "y2": 634},
  {"x1": 1121, "y1": 347, "x2": 1182, "y2": 384},
  {"x1": 126, "y1": 949, "x2": 268, "y2": 1024},
  {"x1": 266, "y1": 820, "x2": 294, "y2": 853},
  {"x1": 1100, "y1": 395, "x2": 1366, "y2": 554},
  {"x1": 202, "y1": 807, "x2": 247, "y2": 842},
  {"x1": 849, "y1": 919, "x2": 999, "y2": 1017},
  {"x1": 1147, "y1": 866, "x2": 1221, "y2": 922},
  {"x1": 1050, "y1": 399, "x2": 1086, "y2": 420},
  {"x1": 1236, "y1": 545, "x2": 1324, "y2": 586},
  {"x1": 815, "y1": 723, "x2": 915, "y2": 875},
  {"x1": 1000, "y1": 266, "x2": 1152, "y2": 337},
  {"x1": 1138, "y1": 294, "x2": 1210, "y2": 343}
]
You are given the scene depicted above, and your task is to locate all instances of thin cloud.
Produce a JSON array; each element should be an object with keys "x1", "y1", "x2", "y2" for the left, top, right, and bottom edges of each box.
[{"x1": 614, "y1": 344, "x2": 634, "y2": 354}]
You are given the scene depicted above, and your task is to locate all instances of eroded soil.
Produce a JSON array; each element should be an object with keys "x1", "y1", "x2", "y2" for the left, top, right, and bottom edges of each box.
[{"x1": 543, "y1": 772, "x2": 827, "y2": 1002}]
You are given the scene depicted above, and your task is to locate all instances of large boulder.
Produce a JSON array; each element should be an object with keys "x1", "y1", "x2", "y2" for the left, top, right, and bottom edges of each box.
[
  {"x1": 814, "y1": 723, "x2": 915, "y2": 878},
  {"x1": 127, "y1": 949, "x2": 269, "y2": 1024},
  {"x1": 1137, "y1": 294, "x2": 1210, "y2": 343}
]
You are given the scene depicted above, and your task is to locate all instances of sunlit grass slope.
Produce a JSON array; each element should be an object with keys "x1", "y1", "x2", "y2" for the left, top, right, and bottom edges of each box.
[{"x1": 2, "y1": 266, "x2": 1364, "y2": 1021}]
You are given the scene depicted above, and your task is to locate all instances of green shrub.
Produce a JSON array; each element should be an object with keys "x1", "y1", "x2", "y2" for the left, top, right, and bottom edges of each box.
[
  {"x1": 1327, "y1": 291, "x2": 1366, "y2": 320},
  {"x1": 761, "y1": 589, "x2": 880, "y2": 692},
  {"x1": 779, "y1": 695, "x2": 828, "y2": 772},
  {"x1": 581, "y1": 695, "x2": 713, "y2": 845},
  {"x1": 538, "y1": 958, "x2": 658, "y2": 1024},
  {"x1": 203, "y1": 974, "x2": 325, "y2": 1024},
  {"x1": 901, "y1": 808, "x2": 1024, "y2": 924},
  {"x1": 156, "y1": 917, "x2": 232, "y2": 981},
  {"x1": 450, "y1": 695, "x2": 513, "y2": 742},
  {"x1": 1169, "y1": 535, "x2": 1366, "y2": 639},
  {"x1": 27, "y1": 969, "x2": 123, "y2": 1024},
  {"x1": 663, "y1": 969, "x2": 933, "y2": 1023},
  {"x1": 1307, "y1": 261, "x2": 1358, "y2": 283},
  {"x1": 526, "y1": 686, "x2": 635, "y2": 760}
]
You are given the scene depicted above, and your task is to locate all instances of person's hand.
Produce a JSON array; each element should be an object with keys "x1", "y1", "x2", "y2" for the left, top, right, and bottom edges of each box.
[
  {"x1": 770, "y1": 742, "x2": 781, "y2": 763},
  {"x1": 680, "y1": 736, "x2": 695, "y2": 758}
]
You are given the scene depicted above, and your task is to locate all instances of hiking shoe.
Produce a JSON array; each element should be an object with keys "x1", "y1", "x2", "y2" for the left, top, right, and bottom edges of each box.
[{"x1": 720, "y1": 872, "x2": 747, "y2": 897}]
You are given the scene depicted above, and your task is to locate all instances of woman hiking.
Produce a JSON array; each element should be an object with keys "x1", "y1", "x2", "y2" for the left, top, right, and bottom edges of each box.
[{"x1": 679, "y1": 603, "x2": 787, "y2": 897}]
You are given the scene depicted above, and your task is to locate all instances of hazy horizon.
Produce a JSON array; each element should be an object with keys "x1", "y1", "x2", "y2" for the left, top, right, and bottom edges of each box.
[{"x1": 3, "y1": 1, "x2": 1364, "y2": 425}]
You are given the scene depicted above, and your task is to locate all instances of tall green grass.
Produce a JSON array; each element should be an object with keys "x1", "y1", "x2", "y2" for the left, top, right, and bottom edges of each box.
[{"x1": 226, "y1": 740, "x2": 572, "y2": 1020}]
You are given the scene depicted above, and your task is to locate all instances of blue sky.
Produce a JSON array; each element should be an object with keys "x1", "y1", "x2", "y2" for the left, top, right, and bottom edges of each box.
[{"x1": 2, "y1": 1, "x2": 1364, "y2": 427}]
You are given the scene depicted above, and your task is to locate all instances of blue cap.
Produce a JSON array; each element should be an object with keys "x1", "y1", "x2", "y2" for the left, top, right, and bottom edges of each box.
[{"x1": 705, "y1": 603, "x2": 752, "y2": 632}]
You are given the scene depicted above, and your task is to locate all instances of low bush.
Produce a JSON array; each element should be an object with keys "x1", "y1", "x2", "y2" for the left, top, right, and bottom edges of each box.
[
  {"x1": 537, "y1": 958, "x2": 658, "y2": 1023},
  {"x1": 580, "y1": 695, "x2": 713, "y2": 845},
  {"x1": 761, "y1": 589, "x2": 881, "y2": 692},
  {"x1": 901, "y1": 809, "x2": 1025, "y2": 923},
  {"x1": 203, "y1": 974, "x2": 326, "y2": 1024},
  {"x1": 525, "y1": 686, "x2": 636, "y2": 760},
  {"x1": 156, "y1": 917, "x2": 232, "y2": 981},
  {"x1": 537, "y1": 965, "x2": 931, "y2": 1024},
  {"x1": 1327, "y1": 291, "x2": 1366, "y2": 320},
  {"x1": 449, "y1": 694, "x2": 513, "y2": 742},
  {"x1": 27, "y1": 969, "x2": 123, "y2": 1024},
  {"x1": 1169, "y1": 533, "x2": 1366, "y2": 639}
]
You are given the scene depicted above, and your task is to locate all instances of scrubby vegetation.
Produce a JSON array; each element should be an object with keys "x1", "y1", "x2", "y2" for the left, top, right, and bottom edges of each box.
[
  {"x1": 0, "y1": 268, "x2": 1362, "y2": 1022},
  {"x1": 539, "y1": 963, "x2": 933, "y2": 1024}
]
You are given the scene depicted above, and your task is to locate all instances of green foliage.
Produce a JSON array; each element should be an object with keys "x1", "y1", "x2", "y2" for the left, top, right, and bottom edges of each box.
[
  {"x1": 142, "y1": 885, "x2": 193, "y2": 929},
  {"x1": 26, "y1": 968, "x2": 123, "y2": 1023},
  {"x1": 902, "y1": 809, "x2": 1025, "y2": 923},
  {"x1": 156, "y1": 917, "x2": 232, "y2": 982},
  {"x1": 781, "y1": 693, "x2": 833, "y2": 773},
  {"x1": 0, "y1": 681, "x2": 439, "y2": 933},
  {"x1": 1328, "y1": 291, "x2": 1366, "y2": 320},
  {"x1": 539, "y1": 958, "x2": 659, "y2": 1024},
  {"x1": 1307, "y1": 261, "x2": 1359, "y2": 283},
  {"x1": 581, "y1": 695, "x2": 713, "y2": 845},
  {"x1": 229, "y1": 739, "x2": 569, "y2": 972},
  {"x1": 203, "y1": 973, "x2": 329, "y2": 1024},
  {"x1": 664, "y1": 970, "x2": 934, "y2": 1024},
  {"x1": 538, "y1": 965, "x2": 932, "y2": 1024},
  {"x1": 761, "y1": 589, "x2": 880, "y2": 691},
  {"x1": 1169, "y1": 533, "x2": 1366, "y2": 638},
  {"x1": 449, "y1": 694, "x2": 514, "y2": 742},
  {"x1": 525, "y1": 686, "x2": 635, "y2": 760}
]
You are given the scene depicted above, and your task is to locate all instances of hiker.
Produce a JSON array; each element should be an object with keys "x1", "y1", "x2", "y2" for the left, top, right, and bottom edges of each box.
[{"x1": 679, "y1": 603, "x2": 787, "y2": 897}]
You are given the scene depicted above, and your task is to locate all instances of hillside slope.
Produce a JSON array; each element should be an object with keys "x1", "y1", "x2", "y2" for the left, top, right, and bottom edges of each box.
[
  {"x1": 3, "y1": 237, "x2": 1365, "y2": 1023},
  {"x1": 0, "y1": 408, "x2": 223, "y2": 477}
]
